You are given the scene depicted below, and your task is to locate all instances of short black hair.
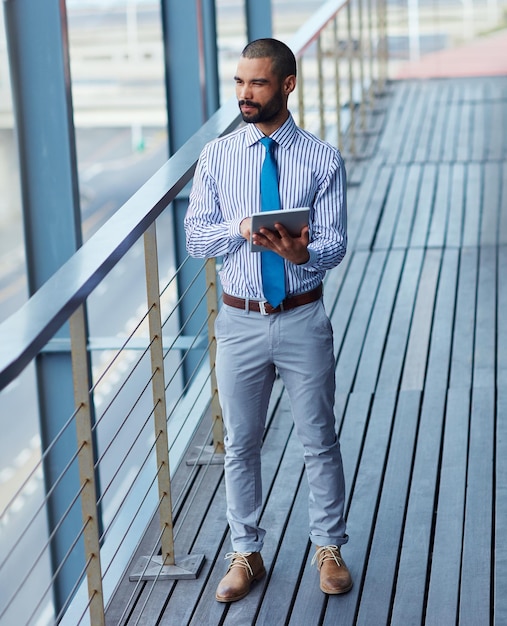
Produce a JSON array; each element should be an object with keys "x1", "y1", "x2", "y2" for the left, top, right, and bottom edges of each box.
[{"x1": 241, "y1": 38, "x2": 297, "y2": 81}]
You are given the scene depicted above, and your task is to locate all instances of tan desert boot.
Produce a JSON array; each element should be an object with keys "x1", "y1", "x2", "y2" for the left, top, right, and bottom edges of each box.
[
  {"x1": 312, "y1": 545, "x2": 353, "y2": 594},
  {"x1": 215, "y1": 551, "x2": 266, "y2": 602}
]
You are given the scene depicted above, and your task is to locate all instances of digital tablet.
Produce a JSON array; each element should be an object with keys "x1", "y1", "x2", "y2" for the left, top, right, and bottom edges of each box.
[{"x1": 250, "y1": 207, "x2": 310, "y2": 252}]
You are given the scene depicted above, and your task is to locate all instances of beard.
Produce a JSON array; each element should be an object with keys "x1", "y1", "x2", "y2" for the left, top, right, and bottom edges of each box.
[{"x1": 238, "y1": 89, "x2": 285, "y2": 124}]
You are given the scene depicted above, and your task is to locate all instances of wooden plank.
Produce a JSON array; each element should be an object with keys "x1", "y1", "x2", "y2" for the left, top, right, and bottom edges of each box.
[
  {"x1": 459, "y1": 387, "x2": 495, "y2": 624},
  {"x1": 392, "y1": 250, "x2": 458, "y2": 625},
  {"x1": 486, "y1": 77, "x2": 506, "y2": 147},
  {"x1": 353, "y1": 249, "x2": 405, "y2": 393},
  {"x1": 330, "y1": 250, "x2": 370, "y2": 359},
  {"x1": 377, "y1": 82, "x2": 412, "y2": 160},
  {"x1": 426, "y1": 83, "x2": 451, "y2": 163},
  {"x1": 424, "y1": 248, "x2": 459, "y2": 389},
  {"x1": 498, "y1": 246, "x2": 507, "y2": 389},
  {"x1": 449, "y1": 248, "x2": 478, "y2": 389},
  {"x1": 390, "y1": 387, "x2": 446, "y2": 625},
  {"x1": 355, "y1": 165, "x2": 392, "y2": 251},
  {"x1": 385, "y1": 83, "x2": 419, "y2": 166},
  {"x1": 339, "y1": 391, "x2": 374, "y2": 494},
  {"x1": 495, "y1": 387, "x2": 507, "y2": 626},
  {"x1": 347, "y1": 159, "x2": 367, "y2": 187},
  {"x1": 496, "y1": 248, "x2": 507, "y2": 626},
  {"x1": 500, "y1": 164, "x2": 507, "y2": 246},
  {"x1": 254, "y1": 480, "x2": 312, "y2": 626},
  {"x1": 321, "y1": 391, "x2": 397, "y2": 626},
  {"x1": 414, "y1": 83, "x2": 440, "y2": 164},
  {"x1": 473, "y1": 246, "x2": 497, "y2": 389},
  {"x1": 399, "y1": 83, "x2": 434, "y2": 164},
  {"x1": 442, "y1": 82, "x2": 463, "y2": 163},
  {"x1": 334, "y1": 391, "x2": 350, "y2": 436},
  {"x1": 400, "y1": 248, "x2": 441, "y2": 391},
  {"x1": 354, "y1": 390, "x2": 422, "y2": 626},
  {"x1": 481, "y1": 162, "x2": 501, "y2": 247},
  {"x1": 392, "y1": 164, "x2": 422, "y2": 249},
  {"x1": 335, "y1": 250, "x2": 387, "y2": 395},
  {"x1": 471, "y1": 85, "x2": 486, "y2": 162},
  {"x1": 286, "y1": 537, "x2": 326, "y2": 626},
  {"x1": 360, "y1": 107, "x2": 386, "y2": 159},
  {"x1": 486, "y1": 99, "x2": 504, "y2": 162},
  {"x1": 376, "y1": 248, "x2": 424, "y2": 391},
  {"x1": 446, "y1": 163, "x2": 465, "y2": 248},
  {"x1": 455, "y1": 99, "x2": 473, "y2": 164},
  {"x1": 347, "y1": 158, "x2": 384, "y2": 246},
  {"x1": 427, "y1": 163, "x2": 450, "y2": 249},
  {"x1": 373, "y1": 165, "x2": 407, "y2": 249},
  {"x1": 398, "y1": 83, "x2": 427, "y2": 165},
  {"x1": 409, "y1": 164, "x2": 437, "y2": 248},
  {"x1": 462, "y1": 162, "x2": 482, "y2": 248},
  {"x1": 323, "y1": 248, "x2": 352, "y2": 317},
  {"x1": 425, "y1": 388, "x2": 469, "y2": 625}
]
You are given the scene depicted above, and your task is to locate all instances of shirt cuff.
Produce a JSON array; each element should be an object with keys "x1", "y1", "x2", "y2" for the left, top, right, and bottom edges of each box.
[
  {"x1": 228, "y1": 217, "x2": 245, "y2": 241},
  {"x1": 299, "y1": 247, "x2": 319, "y2": 268}
]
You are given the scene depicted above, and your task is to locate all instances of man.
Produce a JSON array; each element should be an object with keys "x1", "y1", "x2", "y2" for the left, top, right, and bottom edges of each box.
[{"x1": 184, "y1": 38, "x2": 351, "y2": 603}]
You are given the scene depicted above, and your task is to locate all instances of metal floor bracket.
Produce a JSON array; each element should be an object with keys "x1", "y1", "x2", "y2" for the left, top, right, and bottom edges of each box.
[{"x1": 129, "y1": 553, "x2": 205, "y2": 581}]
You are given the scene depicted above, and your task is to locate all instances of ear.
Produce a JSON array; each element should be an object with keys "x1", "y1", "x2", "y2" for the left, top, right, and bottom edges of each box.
[{"x1": 283, "y1": 75, "x2": 297, "y2": 95}]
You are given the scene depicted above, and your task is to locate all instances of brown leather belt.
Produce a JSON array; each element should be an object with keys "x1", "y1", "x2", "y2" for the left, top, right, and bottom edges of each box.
[{"x1": 222, "y1": 284, "x2": 323, "y2": 315}]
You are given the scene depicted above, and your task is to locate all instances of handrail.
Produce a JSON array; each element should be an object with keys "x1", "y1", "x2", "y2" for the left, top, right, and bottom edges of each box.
[{"x1": 290, "y1": 0, "x2": 348, "y2": 54}]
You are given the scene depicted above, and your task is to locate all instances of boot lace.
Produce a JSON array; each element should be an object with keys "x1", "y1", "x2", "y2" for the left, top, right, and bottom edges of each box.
[
  {"x1": 311, "y1": 545, "x2": 345, "y2": 569},
  {"x1": 224, "y1": 552, "x2": 254, "y2": 576}
]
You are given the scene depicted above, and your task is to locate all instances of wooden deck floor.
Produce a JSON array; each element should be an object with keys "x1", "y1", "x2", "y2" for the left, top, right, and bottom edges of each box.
[{"x1": 106, "y1": 76, "x2": 507, "y2": 626}]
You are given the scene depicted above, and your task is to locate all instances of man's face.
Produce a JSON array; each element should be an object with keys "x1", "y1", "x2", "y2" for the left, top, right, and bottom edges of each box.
[{"x1": 234, "y1": 56, "x2": 286, "y2": 125}]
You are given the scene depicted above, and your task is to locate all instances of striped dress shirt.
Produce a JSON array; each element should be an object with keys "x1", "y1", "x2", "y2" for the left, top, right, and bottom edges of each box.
[{"x1": 184, "y1": 114, "x2": 347, "y2": 300}]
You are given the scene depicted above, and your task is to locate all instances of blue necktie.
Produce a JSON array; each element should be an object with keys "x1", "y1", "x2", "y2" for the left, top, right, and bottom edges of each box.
[{"x1": 259, "y1": 137, "x2": 286, "y2": 308}]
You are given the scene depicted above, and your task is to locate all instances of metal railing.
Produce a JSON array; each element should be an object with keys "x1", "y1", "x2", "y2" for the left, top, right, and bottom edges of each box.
[{"x1": 0, "y1": 1, "x2": 387, "y2": 624}]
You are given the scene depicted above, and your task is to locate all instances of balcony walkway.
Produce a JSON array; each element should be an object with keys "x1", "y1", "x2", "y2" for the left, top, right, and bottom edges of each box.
[{"x1": 106, "y1": 72, "x2": 507, "y2": 625}]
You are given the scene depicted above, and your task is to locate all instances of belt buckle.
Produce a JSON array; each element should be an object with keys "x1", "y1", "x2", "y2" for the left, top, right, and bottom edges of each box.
[{"x1": 258, "y1": 301, "x2": 269, "y2": 316}]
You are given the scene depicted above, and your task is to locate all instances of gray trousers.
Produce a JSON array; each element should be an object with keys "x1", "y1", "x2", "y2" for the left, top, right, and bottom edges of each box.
[{"x1": 215, "y1": 298, "x2": 348, "y2": 553}]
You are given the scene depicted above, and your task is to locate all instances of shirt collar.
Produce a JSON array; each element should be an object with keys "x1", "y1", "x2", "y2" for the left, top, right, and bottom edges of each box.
[{"x1": 244, "y1": 113, "x2": 297, "y2": 150}]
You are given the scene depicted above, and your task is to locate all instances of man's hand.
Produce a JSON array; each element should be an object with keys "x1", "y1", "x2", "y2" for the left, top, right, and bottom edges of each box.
[{"x1": 252, "y1": 223, "x2": 310, "y2": 265}]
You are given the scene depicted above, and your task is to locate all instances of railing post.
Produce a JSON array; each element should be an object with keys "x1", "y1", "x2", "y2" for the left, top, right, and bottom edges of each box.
[
  {"x1": 333, "y1": 17, "x2": 343, "y2": 152},
  {"x1": 130, "y1": 222, "x2": 204, "y2": 580},
  {"x1": 378, "y1": 0, "x2": 388, "y2": 92},
  {"x1": 357, "y1": 0, "x2": 367, "y2": 130},
  {"x1": 69, "y1": 306, "x2": 105, "y2": 626},
  {"x1": 317, "y1": 35, "x2": 326, "y2": 140},
  {"x1": 367, "y1": 0, "x2": 375, "y2": 107},
  {"x1": 144, "y1": 222, "x2": 175, "y2": 567},
  {"x1": 297, "y1": 56, "x2": 305, "y2": 129},
  {"x1": 205, "y1": 257, "x2": 224, "y2": 455},
  {"x1": 347, "y1": 0, "x2": 356, "y2": 155}
]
